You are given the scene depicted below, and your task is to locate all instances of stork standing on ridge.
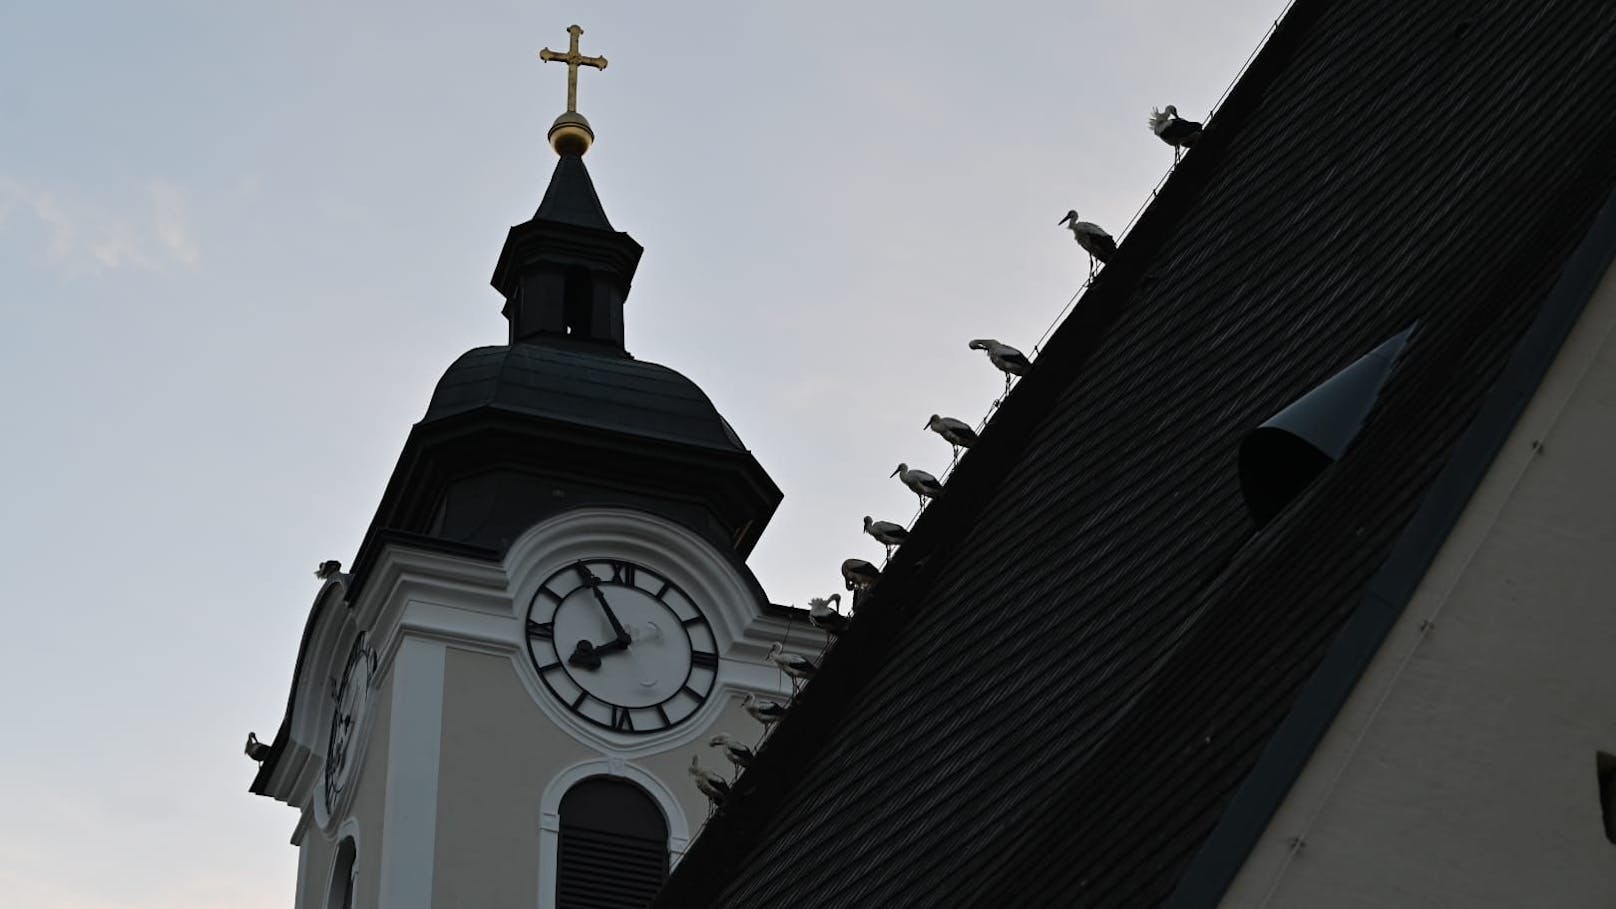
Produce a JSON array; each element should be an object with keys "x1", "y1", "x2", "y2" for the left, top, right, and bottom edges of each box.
[
  {"x1": 768, "y1": 641, "x2": 817, "y2": 682},
  {"x1": 742, "y1": 692, "x2": 789, "y2": 726},
  {"x1": 809, "y1": 594, "x2": 850, "y2": 635},
  {"x1": 863, "y1": 516, "x2": 910, "y2": 558},
  {"x1": 1059, "y1": 210, "x2": 1117, "y2": 279},
  {"x1": 689, "y1": 755, "x2": 730, "y2": 810},
  {"x1": 891, "y1": 463, "x2": 944, "y2": 507},
  {"x1": 968, "y1": 339, "x2": 1032, "y2": 393},
  {"x1": 708, "y1": 733, "x2": 755, "y2": 771},
  {"x1": 841, "y1": 558, "x2": 882, "y2": 592},
  {"x1": 925, "y1": 414, "x2": 978, "y2": 457},
  {"x1": 1149, "y1": 105, "x2": 1203, "y2": 162}
]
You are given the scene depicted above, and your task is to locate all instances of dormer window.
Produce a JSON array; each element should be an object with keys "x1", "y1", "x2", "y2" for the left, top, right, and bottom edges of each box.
[{"x1": 1239, "y1": 325, "x2": 1415, "y2": 527}]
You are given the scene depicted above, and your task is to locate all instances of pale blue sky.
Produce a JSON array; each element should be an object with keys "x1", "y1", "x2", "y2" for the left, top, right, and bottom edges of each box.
[{"x1": 0, "y1": 1, "x2": 1282, "y2": 904}]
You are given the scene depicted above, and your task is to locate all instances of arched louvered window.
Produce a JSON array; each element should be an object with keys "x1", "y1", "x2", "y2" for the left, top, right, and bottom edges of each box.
[
  {"x1": 326, "y1": 836, "x2": 357, "y2": 909},
  {"x1": 555, "y1": 776, "x2": 669, "y2": 908},
  {"x1": 563, "y1": 265, "x2": 594, "y2": 337}
]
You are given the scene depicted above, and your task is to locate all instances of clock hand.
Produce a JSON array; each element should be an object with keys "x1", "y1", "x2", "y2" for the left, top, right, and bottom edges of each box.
[
  {"x1": 567, "y1": 636, "x2": 630, "y2": 670},
  {"x1": 574, "y1": 563, "x2": 631, "y2": 643}
]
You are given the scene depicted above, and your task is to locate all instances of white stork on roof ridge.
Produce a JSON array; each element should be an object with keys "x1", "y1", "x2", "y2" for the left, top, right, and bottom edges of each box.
[
  {"x1": 708, "y1": 732, "x2": 756, "y2": 771},
  {"x1": 1058, "y1": 210, "x2": 1118, "y2": 279},
  {"x1": 891, "y1": 463, "x2": 944, "y2": 507},
  {"x1": 968, "y1": 339, "x2": 1033, "y2": 392},
  {"x1": 809, "y1": 594, "x2": 850, "y2": 634},
  {"x1": 863, "y1": 515, "x2": 910, "y2": 558},
  {"x1": 742, "y1": 692, "x2": 788, "y2": 726},
  {"x1": 840, "y1": 558, "x2": 882, "y2": 592},
  {"x1": 925, "y1": 414, "x2": 979, "y2": 456},
  {"x1": 767, "y1": 641, "x2": 818, "y2": 681},
  {"x1": 1150, "y1": 105, "x2": 1204, "y2": 162},
  {"x1": 689, "y1": 755, "x2": 731, "y2": 808}
]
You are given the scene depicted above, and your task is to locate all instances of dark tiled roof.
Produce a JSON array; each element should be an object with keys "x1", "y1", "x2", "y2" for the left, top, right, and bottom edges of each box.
[
  {"x1": 655, "y1": 0, "x2": 1616, "y2": 906},
  {"x1": 423, "y1": 343, "x2": 749, "y2": 453}
]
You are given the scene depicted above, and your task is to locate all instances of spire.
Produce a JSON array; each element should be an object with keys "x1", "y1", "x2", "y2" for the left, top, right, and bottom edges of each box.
[
  {"x1": 492, "y1": 25, "x2": 641, "y2": 351},
  {"x1": 533, "y1": 154, "x2": 613, "y2": 230}
]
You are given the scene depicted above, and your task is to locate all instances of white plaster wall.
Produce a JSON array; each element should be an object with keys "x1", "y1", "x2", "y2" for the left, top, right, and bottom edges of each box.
[
  {"x1": 348, "y1": 671, "x2": 391, "y2": 909},
  {"x1": 430, "y1": 646, "x2": 767, "y2": 908},
  {"x1": 1220, "y1": 258, "x2": 1616, "y2": 907}
]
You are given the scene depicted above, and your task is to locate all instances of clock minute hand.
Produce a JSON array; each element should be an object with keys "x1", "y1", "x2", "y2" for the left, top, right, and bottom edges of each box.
[{"x1": 576, "y1": 565, "x2": 631, "y2": 643}]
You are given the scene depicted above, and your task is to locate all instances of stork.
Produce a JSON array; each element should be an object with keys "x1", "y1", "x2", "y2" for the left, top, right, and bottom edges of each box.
[
  {"x1": 741, "y1": 692, "x2": 789, "y2": 726},
  {"x1": 768, "y1": 641, "x2": 818, "y2": 682},
  {"x1": 689, "y1": 755, "x2": 731, "y2": 808},
  {"x1": 925, "y1": 413, "x2": 978, "y2": 457},
  {"x1": 315, "y1": 560, "x2": 343, "y2": 580},
  {"x1": 891, "y1": 463, "x2": 944, "y2": 507},
  {"x1": 863, "y1": 515, "x2": 910, "y2": 558},
  {"x1": 244, "y1": 731, "x2": 271, "y2": 762},
  {"x1": 1149, "y1": 105, "x2": 1203, "y2": 162},
  {"x1": 968, "y1": 339, "x2": 1033, "y2": 392},
  {"x1": 1058, "y1": 210, "x2": 1117, "y2": 279},
  {"x1": 709, "y1": 732, "x2": 756, "y2": 771},
  {"x1": 841, "y1": 558, "x2": 881, "y2": 592},
  {"x1": 808, "y1": 594, "x2": 850, "y2": 635}
]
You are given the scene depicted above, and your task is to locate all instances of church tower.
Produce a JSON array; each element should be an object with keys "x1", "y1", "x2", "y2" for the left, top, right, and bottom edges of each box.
[{"x1": 246, "y1": 27, "x2": 820, "y2": 908}]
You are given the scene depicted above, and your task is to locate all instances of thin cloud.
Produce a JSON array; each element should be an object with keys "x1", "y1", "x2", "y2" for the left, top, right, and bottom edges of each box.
[
  {"x1": 0, "y1": 176, "x2": 201, "y2": 272},
  {"x1": 150, "y1": 181, "x2": 201, "y2": 266}
]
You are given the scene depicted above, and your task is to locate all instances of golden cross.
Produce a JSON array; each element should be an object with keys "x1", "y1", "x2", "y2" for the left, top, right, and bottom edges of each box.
[{"x1": 538, "y1": 25, "x2": 608, "y2": 114}]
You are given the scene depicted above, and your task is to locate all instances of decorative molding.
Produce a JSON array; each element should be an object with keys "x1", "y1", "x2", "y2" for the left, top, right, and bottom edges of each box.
[{"x1": 535, "y1": 758, "x2": 692, "y2": 909}]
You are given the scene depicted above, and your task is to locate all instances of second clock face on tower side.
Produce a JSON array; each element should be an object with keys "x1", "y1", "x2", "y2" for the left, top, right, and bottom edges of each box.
[
  {"x1": 524, "y1": 559, "x2": 719, "y2": 734},
  {"x1": 325, "y1": 634, "x2": 376, "y2": 814}
]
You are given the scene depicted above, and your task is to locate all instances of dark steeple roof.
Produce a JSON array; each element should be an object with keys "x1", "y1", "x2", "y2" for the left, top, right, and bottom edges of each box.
[
  {"x1": 532, "y1": 153, "x2": 615, "y2": 230},
  {"x1": 493, "y1": 153, "x2": 643, "y2": 351},
  {"x1": 652, "y1": 0, "x2": 1616, "y2": 906},
  {"x1": 423, "y1": 344, "x2": 747, "y2": 452},
  {"x1": 339, "y1": 143, "x2": 779, "y2": 600}
]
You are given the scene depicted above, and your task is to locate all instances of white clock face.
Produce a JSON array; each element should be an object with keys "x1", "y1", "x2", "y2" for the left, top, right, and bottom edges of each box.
[
  {"x1": 524, "y1": 559, "x2": 719, "y2": 734},
  {"x1": 324, "y1": 635, "x2": 376, "y2": 811}
]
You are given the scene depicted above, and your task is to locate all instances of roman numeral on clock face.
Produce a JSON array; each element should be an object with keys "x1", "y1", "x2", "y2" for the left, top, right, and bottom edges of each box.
[
  {"x1": 608, "y1": 561, "x2": 636, "y2": 586},
  {"x1": 526, "y1": 620, "x2": 554, "y2": 639},
  {"x1": 610, "y1": 705, "x2": 634, "y2": 731},
  {"x1": 691, "y1": 650, "x2": 718, "y2": 669}
]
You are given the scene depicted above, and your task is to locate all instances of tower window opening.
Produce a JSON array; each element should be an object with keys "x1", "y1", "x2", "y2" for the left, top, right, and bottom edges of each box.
[
  {"x1": 564, "y1": 266, "x2": 594, "y2": 337},
  {"x1": 555, "y1": 776, "x2": 668, "y2": 907},
  {"x1": 1597, "y1": 752, "x2": 1616, "y2": 844},
  {"x1": 326, "y1": 836, "x2": 357, "y2": 909}
]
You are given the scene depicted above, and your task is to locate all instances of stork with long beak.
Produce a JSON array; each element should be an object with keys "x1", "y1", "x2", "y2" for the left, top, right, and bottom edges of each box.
[
  {"x1": 891, "y1": 463, "x2": 944, "y2": 507},
  {"x1": 1058, "y1": 210, "x2": 1117, "y2": 279}
]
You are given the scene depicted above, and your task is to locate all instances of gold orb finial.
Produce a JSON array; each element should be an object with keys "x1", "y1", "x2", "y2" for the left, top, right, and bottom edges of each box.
[
  {"x1": 548, "y1": 111, "x2": 595, "y2": 156},
  {"x1": 537, "y1": 25, "x2": 608, "y2": 157}
]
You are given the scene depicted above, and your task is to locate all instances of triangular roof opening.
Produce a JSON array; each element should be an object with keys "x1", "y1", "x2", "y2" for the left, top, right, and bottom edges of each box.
[{"x1": 1239, "y1": 324, "x2": 1416, "y2": 526}]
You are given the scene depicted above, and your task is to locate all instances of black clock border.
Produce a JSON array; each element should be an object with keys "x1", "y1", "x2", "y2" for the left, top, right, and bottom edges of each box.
[
  {"x1": 324, "y1": 634, "x2": 374, "y2": 809},
  {"x1": 524, "y1": 559, "x2": 716, "y2": 734}
]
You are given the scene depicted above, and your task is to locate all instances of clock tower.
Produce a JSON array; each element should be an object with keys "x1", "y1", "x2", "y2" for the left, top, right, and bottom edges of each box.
[{"x1": 246, "y1": 28, "x2": 820, "y2": 909}]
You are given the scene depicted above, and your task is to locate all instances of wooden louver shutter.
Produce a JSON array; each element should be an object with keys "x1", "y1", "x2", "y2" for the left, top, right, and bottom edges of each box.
[{"x1": 555, "y1": 777, "x2": 669, "y2": 908}]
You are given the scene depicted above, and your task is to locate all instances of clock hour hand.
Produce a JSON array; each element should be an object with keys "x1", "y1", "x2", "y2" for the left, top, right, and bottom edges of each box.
[{"x1": 567, "y1": 636, "x2": 629, "y2": 670}]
